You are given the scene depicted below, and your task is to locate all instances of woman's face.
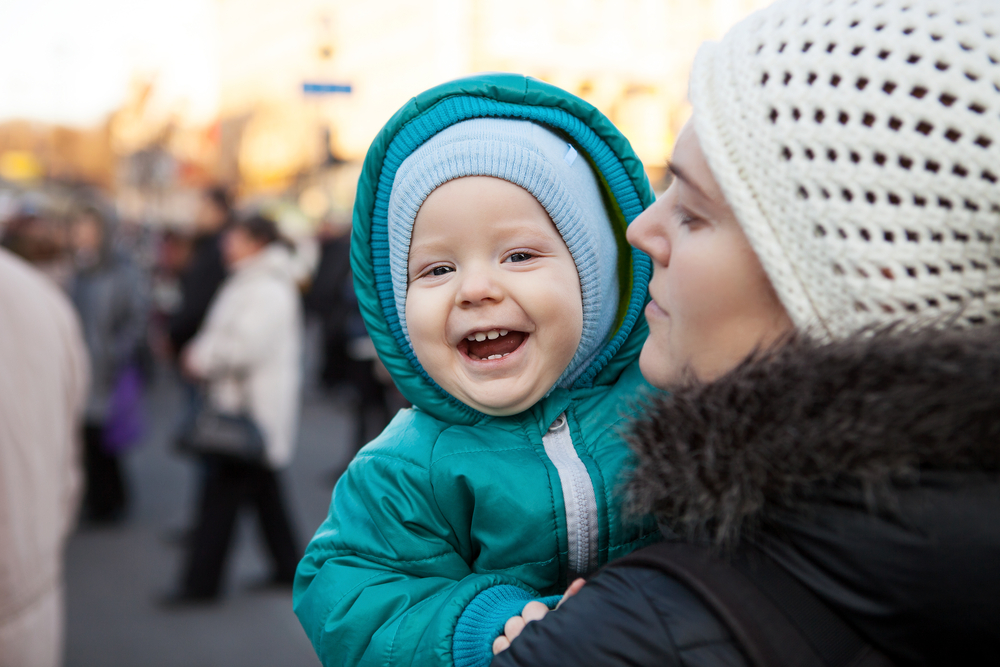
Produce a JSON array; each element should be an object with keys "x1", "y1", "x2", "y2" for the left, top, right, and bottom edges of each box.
[
  {"x1": 627, "y1": 121, "x2": 793, "y2": 388},
  {"x1": 223, "y1": 227, "x2": 266, "y2": 267},
  {"x1": 70, "y1": 214, "x2": 102, "y2": 254}
]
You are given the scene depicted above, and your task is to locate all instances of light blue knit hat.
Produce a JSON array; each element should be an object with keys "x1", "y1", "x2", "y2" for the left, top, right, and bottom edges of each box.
[{"x1": 387, "y1": 118, "x2": 618, "y2": 389}]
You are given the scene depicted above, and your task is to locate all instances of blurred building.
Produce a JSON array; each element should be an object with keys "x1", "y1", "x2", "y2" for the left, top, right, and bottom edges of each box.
[
  {"x1": 1, "y1": 0, "x2": 771, "y2": 228},
  {"x1": 219, "y1": 0, "x2": 770, "y2": 197}
]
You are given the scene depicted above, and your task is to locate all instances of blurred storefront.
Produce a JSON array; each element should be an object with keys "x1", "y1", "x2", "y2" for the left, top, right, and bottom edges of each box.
[{"x1": 1, "y1": 0, "x2": 771, "y2": 235}]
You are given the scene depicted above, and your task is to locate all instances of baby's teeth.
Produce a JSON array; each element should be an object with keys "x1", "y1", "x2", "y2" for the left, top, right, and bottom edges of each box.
[
  {"x1": 502, "y1": 352, "x2": 510, "y2": 357},
  {"x1": 487, "y1": 354, "x2": 502, "y2": 360},
  {"x1": 500, "y1": 330, "x2": 508, "y2": 336},
  {"x1": 475, "y1": 332, "x2": 486, "y2": 342},
  {"x1": 487, "y1": 330, "x2": 500, "y2": 340},
  {"x1": 467, "y1": 335, "x2": 476, "y2": 341}
]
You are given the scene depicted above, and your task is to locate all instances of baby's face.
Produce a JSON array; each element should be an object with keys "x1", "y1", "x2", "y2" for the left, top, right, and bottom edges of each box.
[{"x1": 406, "y1": 176, "x2": 583, "y2": 416}]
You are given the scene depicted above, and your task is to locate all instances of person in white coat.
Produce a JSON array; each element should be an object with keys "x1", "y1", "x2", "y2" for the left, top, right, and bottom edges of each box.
[
  {"x1": 165, "y1": 214, "x2": 303, "y2": 604},
  {"x1": 0, "y1": 247, "x2": 89, "y2": 667}
]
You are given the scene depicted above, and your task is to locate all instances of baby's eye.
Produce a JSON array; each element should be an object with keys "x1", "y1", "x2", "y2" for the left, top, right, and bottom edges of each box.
[
  {"x1": 506, "y1": 252, "x2": 534, "y2": 263},
  {"x1": 429, "y1": 265, "x2": 454, "y2": 276}
]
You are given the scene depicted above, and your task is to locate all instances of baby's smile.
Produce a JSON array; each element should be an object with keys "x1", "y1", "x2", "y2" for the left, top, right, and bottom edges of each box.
[
  {"x1": 405, "y1": 176, "x2": 583, "y2": 415},
  {"x1": 458, "y1": 329, "x2": 528, "y2": 361}
]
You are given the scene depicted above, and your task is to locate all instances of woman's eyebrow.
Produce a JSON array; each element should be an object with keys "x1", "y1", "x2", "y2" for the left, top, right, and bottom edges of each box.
[{"x1": 667, "y1": 161, "x2": 710, "y2": 200}]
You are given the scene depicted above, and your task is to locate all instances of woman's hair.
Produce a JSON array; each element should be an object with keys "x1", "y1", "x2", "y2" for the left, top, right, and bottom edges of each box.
[
  {"x1": 232, "y1": 214, "x2": 287, "y2": 248},
  {"x1": 1, "y1": 213, "x2": 63, "y2": 263},
  {"x1": 690, "y1": 0, "x2": 999, "y2": 338},
  {"x1": 205, "y1": 186, "x2": 233, "y2": 216}
]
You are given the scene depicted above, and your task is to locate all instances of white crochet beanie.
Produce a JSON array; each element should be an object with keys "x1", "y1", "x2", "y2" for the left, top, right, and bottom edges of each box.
[{"x1": 691, "y1": 0, "x2": 1000, "y2": 337}]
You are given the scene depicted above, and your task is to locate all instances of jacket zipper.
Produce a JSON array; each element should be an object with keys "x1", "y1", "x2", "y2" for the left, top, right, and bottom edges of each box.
[{"x1": 542, "y1": 412, "x2": 599, "y2": 578}]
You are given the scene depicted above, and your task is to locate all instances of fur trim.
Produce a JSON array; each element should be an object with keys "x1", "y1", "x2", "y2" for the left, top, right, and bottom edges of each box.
[{"x1": 626, "y1": 325, "x2": 1000, "y2": 547}]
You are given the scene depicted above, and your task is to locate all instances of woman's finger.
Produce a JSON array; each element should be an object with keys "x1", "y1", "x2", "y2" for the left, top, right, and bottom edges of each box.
[
  {"x1": 492, "y1": 635, "x2": 511, "y2": 655},
  {"x1": 504, "y1": 615, "x2": 526, "y2": 641},
  {"x1": 521, "y1": 600, "x2": 549, "y2": 623},
  {"x1": 557, "y1": 578, "x2": 587, "y2": 609}
]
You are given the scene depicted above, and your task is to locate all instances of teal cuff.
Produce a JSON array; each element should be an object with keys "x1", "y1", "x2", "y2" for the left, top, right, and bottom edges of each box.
[{"x1": 452, "y1": 585, "x2": 561, "y2": 667}]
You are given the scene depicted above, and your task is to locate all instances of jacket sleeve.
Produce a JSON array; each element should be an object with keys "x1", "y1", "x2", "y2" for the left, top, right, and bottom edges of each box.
[
  {"x1": 185, "y1": 280, "x2": 289, "y2": 377},
  {"x1": 294, "y1": 416, "x2": 543, "y2": 667},
  {"x1": 491, "y1": 566, "x2": 749, "y2": 667}
]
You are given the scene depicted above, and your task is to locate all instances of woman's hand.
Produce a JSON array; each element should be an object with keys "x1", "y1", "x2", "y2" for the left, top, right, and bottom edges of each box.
[
  {"x1": 492, "y1": 601, "x2": 549, "y2": 654},
  {"x1": 491, "y1": 579, "x2": 587, "y2": 654},
  {"x1": 557, "y1": 578, "x2": 586, "y2": 609},
  {"x1": 179, "y1": 346, "x2": 203, "y2": 381}
]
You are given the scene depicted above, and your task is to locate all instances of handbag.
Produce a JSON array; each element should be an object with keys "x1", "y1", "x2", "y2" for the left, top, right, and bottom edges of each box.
[
  {"x1": 175, "y1": 374, "x2": 266, "y2": 463},
  {"x1": 103, "y1": 363, "x2": 146, "y2": 455}
]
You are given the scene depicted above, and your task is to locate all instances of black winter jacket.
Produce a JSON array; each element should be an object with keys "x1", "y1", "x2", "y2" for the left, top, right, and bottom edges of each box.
[
  {"x1": 168, "y1": 230, "x2": 228, "y2": 353},
  {"x1": 493, "y1": 326, "x2": 1000, "y2": 667}
]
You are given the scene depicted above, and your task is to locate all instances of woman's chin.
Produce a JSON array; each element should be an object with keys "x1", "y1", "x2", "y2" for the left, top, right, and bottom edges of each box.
[{"x1": 638, "y1": 342, "x2": 682, "y2": 389}]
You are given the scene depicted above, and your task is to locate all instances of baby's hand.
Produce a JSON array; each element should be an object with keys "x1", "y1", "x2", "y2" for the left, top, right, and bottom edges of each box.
[
  {"x1": 491, "y1": 579, "x2": 587, "y2": 655},
  {"x1": 492, "y1": 601, "x2": 549, "y2": 655}
]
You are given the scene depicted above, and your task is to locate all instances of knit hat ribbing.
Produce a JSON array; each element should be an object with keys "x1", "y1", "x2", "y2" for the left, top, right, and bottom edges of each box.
[
  {"x1": 387, "y1": 118, "x2": 619, "y2": 388},
  {"x1": 691, "y1": 0, "x2": 1000, "y2": 337}
]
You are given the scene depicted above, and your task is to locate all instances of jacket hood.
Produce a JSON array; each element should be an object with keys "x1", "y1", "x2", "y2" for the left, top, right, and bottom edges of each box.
[
  {"x1": 626, "y1": 324, "x2": 1000, "y2": 546},
  {"x1": 234, "y1": 243, "x2": 296, "y2": 282},
  {"x1": 351, "y1": 73, "x2": 655, "y2": 425}
]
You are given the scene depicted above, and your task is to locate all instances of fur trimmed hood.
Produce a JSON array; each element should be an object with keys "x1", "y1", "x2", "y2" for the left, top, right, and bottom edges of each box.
[{"x1": 626, "y1": 325, "x2": 1000, "y2": 547}]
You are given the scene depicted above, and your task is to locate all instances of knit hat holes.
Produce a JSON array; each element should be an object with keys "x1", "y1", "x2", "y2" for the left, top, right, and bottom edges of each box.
[
  {"x1": 691, "y1": 0, "x2": 1000, "y2": 337},
  {"x1": 388, "y1": 118, "x2": 619, "y2": 388}
]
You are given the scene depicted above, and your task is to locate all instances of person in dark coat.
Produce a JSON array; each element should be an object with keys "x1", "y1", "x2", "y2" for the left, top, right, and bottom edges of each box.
[
  {"x1": 492, "y1": 0, "x2": 1000, "y2": 664},
  {"x1": 68, "y1": 206, "x2": 148, "y2": 523},
  {"x1": 303, "y1": 218, "x2": 396, "y2": 456},
  {"x1": 167, "y1": 186, "x2": 232, "y2": 356}
]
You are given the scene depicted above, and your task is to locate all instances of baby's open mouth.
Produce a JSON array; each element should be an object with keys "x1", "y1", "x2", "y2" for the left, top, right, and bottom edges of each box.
[{"x1": 458, "y1": 329, "x2": 528, "y2": 361}]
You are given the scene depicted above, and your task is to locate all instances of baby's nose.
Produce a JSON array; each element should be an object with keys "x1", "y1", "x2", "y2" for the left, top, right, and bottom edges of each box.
[{"x1": 455, "y1": 269, "x2": 504, "y2": 306}]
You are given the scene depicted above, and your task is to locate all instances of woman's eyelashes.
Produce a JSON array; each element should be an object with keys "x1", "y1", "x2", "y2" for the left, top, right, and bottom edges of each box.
[{"x1": 674, "y1": 204, "x2": 706, "y2": 229}]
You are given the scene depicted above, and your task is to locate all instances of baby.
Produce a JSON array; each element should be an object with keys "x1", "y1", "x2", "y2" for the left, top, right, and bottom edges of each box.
[{"x1": 294, "y1": 74, "x2": 660, "y2": 667}]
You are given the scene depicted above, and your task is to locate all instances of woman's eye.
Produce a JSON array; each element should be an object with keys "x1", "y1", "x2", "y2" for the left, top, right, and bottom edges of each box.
[
  {"x1": 507, "y1": 252, "x2": 533, "y2": 263},
  {"x1": 675, "y1": 207, "x2": 705, "y2": 229}
]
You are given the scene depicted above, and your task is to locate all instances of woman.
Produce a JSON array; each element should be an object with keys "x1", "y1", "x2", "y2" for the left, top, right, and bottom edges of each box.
[
  {"x1": 69, "y1": 206, "x2": 147, "y2": 524},
  {"x1": 165, "y1": 214, "x2": 303, "y2": 604},
  {"x1": 493, "y1": 0, "x2": 1000, "y2": 664}
]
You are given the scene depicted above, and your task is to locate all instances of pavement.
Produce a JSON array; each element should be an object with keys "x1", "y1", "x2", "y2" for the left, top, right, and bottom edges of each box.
[{"x1": 65, "y1": 335, "x2": 359, "y2": 667}]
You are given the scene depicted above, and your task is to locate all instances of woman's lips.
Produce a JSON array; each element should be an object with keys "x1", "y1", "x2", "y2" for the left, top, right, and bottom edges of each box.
[{"x1": 646, "y1": 300, "x2": 669, "y2": 319}]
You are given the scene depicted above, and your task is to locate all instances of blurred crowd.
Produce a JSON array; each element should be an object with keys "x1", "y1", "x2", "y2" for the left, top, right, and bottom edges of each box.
[{"x1": 0, "y1": 181, "x2": 404, "y2": 663}]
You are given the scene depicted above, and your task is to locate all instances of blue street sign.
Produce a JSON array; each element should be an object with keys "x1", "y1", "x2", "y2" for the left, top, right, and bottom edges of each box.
[{"x1": 303, "y1": 83, "x2": 352, "y2": 94}]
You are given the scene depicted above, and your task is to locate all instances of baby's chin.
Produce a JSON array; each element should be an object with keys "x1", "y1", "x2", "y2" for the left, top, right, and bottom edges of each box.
[{"x1": 450, "y1": 381, "x2": 552, "y2": 417}]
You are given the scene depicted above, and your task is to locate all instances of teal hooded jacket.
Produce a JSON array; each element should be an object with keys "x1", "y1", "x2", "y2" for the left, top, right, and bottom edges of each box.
[{"x1": 293, "y1": 73, "x2": 661, "y2": 667}]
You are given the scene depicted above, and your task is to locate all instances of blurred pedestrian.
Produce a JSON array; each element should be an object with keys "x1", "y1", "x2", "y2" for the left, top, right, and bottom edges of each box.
[
  {"x1": 167, "y1": 186, "x2": 232, "y2": 357},
  {"x1": 0, "y1": 247, "x2": 89, "y2": 667},
  {"x1": 68, "y1": 206, "x2": 148, "y2": 524},
  {"x1": 165, "y1": 214, "x2": 303, "y2": 604},
  {"x1": 0, "y1": 212, "x2": 72, "y2": 288},
  {"x1": 304, "y1": 217, "x2": 398, "y2": 457}
]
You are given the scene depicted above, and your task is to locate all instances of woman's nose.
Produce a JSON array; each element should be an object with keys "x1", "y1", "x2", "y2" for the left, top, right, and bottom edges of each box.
[
  {"x1": 627, "y1": 199, "x2": 671, "y2": 267},
  {"x1": 455, "y1": 268, "x2": 504, "y2": 307}
]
